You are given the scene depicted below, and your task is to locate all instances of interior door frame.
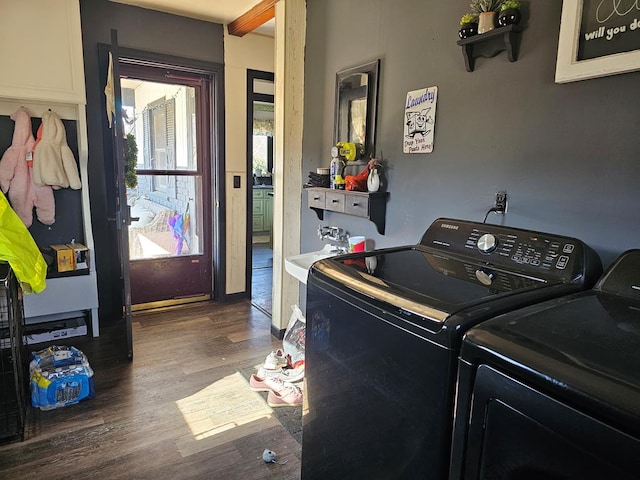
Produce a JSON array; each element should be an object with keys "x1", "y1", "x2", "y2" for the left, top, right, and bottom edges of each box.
[
  {"x1": 119, "y1": 62, "x2": 213, "y2": 307},
  {"x1": 245, "y1": 69, "x2": 275, "y2": 297},
  {"x1": 99, "y1": 44, "x2": 227, "y2": 305},
  {"x1": 108, "y1": 30, "x2": 133, "y2": 359}
]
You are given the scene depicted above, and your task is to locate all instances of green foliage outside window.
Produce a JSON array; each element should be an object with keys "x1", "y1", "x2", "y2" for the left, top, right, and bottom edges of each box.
[{"x1": 124, "y1": 133, "x2": 138, "y2": 189}]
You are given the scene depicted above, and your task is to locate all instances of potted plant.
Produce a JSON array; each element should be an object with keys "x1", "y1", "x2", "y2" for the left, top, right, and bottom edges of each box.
[
  {"x1": 498, "y1": 0, "x2": 521, "y2": 26},
  {"x1": 458, "y1": 13, "x2": 479, "y2": 39},
  {"x1": 470, "y1": 0, "x2": 505, "y2": 34}
]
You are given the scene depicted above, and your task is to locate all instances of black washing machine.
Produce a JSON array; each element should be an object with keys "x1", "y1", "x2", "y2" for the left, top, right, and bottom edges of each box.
[
  {"x1": 450, "y1": 249, "x2": 640, "y2": 480},
  {"x1": 302, "y1": 218, "x2": 602, "y2": 479}
]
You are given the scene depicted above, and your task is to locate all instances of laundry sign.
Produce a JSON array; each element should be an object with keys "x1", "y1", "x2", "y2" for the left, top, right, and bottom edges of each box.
[{"x1": 403, "y1": 86, "x2": 438, "y2": 154}]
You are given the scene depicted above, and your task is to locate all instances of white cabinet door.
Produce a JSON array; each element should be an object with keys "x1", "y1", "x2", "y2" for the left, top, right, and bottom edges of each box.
[{"x1": 0, "y1": 0, "x2": 86, "y2": 104}]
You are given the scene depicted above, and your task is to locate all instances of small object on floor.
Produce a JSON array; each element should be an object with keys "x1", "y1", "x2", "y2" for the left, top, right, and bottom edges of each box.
[
  {"x1": 263, "y1": 448, "x2": 288, "y2": 465},
  {"x1": 267, "y1": 384, "x2": 303, "y2": 408}
]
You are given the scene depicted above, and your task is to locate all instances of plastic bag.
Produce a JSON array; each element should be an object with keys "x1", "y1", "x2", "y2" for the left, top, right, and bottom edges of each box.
[
  {"x1": 345, "y1": 166, "x2": 369, "y2": 191},
  {"x1": 0, "y1": 191, "x2": 47, "y2": 293},
  {"x1": 283, "y1": 305, "x2": 306, "y2": 365}
]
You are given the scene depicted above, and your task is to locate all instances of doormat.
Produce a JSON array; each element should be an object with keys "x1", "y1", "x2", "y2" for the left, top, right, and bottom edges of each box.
[
  {"x1": 238, "y1": 366, "x2": 302, "y2": 445},
  {"x1": 174, "y1": 372, "x2": 279, "y2": 457},
  {"x1": 252, "y1": 235, "x2": 270, "y2": 244}
]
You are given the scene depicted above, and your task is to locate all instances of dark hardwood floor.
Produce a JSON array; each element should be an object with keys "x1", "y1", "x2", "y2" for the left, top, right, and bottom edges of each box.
[{"x1": 0, "y1": 301, "x2": 302, "y2": 479}]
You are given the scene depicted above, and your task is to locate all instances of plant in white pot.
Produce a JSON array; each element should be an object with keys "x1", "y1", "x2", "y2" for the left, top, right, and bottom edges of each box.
[
  {"x1": 470, "y1": 0, "x2": 505, "y2": 34},
  {"x1": 366, "y1": 157, "x2": 386, "y2": 193}
]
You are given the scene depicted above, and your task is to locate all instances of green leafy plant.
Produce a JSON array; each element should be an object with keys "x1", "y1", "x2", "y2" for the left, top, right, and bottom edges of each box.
[
  {"x1": 460, "y1": 13, "x2": 478, "y2": 25},
  {"x1": 470, "y1": 0, "x2": 505, "y2": 13},
  {"x1": 124, "y1": 133, "x2": 138, "y2": 189},
  {"x1": 501, "y1": 0, "x2": 520, "y2": 11}
]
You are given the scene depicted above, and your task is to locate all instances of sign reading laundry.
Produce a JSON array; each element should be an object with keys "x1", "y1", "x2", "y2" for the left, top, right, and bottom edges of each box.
[{"x1": 403, "y1": 86, "x2": 438, "y2": 154}]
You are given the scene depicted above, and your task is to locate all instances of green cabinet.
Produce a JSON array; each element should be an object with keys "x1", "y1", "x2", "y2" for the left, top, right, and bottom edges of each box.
[{"x1": 252, "y1": 188, "x2": 273, "y2": 235}]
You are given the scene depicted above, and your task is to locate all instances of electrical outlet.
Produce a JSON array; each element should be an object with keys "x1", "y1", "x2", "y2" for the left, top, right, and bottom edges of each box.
[{"x1": 494, "y1": 191, "x2": 508, "y2": 214}]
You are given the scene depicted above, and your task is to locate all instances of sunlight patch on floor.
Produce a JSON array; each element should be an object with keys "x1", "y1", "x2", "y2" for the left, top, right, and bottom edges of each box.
[
  {"x1": 136, "y1": 233, "x2": 171, "y2": 257},
  {"x1": 174, "y1": 372, "x2": 278, "y2": 457}
]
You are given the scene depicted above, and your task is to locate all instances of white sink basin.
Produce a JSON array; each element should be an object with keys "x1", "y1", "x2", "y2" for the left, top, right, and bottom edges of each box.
[{"x1": 285, "y1": 244, "x2": 339, "y2": 284}]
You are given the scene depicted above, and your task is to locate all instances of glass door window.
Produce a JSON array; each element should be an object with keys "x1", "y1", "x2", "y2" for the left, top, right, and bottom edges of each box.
[{"x1": 121, "y1": 79, "x2": 202, "y2": 260}]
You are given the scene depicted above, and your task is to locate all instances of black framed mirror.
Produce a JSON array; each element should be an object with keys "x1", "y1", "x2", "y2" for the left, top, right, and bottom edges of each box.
[{"x1": 334, "y1": 59, "x2": 380, "y2": 160}]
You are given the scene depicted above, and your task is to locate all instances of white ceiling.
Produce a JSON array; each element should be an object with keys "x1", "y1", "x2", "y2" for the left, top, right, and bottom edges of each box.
[{"x1": 110, "y1": 0, "x2": 275, "y2": 36}]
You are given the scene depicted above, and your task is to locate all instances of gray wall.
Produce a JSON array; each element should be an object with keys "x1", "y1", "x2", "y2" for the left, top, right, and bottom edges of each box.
[
  {"x1": 301, "y1": 0, "x2": 640, "y2": 270},
  {"x1": 80, "y1": 0, "x2": 224, "y2": 319}
]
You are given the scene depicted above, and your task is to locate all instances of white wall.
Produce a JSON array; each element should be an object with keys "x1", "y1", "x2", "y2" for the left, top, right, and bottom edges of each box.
[{"x1": 223, "y1": 31, "x2": 274, "y2": 294}]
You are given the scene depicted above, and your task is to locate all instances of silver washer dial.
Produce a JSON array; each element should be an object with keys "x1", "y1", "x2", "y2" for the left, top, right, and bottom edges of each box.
[
  {"x1": 477, "y1": 233, "x2": 498, "y2": 253},
  {"x1": 475, "y1": 269, "x2": 495, "y2": 286}
]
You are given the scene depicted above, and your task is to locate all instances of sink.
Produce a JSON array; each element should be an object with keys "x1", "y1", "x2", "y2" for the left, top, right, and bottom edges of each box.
[{"x1": 285, "y1": 244, "x2": 339, "y2": 284}]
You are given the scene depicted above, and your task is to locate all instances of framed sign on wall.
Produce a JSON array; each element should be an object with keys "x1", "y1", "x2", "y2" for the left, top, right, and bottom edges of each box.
[
  {"x1": 555, "y1": 0, "x2": 640, "y2": 83},
  {"x1": 403, "y1": 86, "x2": 438, "y2": 154}
]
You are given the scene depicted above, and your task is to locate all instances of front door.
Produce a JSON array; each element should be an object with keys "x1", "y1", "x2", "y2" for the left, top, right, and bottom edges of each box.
[{"x1": 119, "y1": 63, "x2": 213, "y2": 308}]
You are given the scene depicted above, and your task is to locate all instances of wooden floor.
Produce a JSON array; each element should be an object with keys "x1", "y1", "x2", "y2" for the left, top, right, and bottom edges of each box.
[
  {"x1": 252, "y1": 243, "x2": 273, "y2": 316},
  {"x1": 0, "y1": 301, "x2": 302, "y2": 479}
]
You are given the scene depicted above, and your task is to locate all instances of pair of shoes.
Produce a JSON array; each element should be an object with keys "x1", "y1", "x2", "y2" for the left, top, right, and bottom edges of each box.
[
  {"x1": 263, "y1": 349, "x2": 289, "y2": 370},
  {"x1": 248, "y1": 374, "x2": 289, "y2": 393},
  {"x1": 257, "y1": 365, "x2": 304, "y2": 383},
  {"x1": 267, "y1": 384, "x2": 303, "y2": 408}
]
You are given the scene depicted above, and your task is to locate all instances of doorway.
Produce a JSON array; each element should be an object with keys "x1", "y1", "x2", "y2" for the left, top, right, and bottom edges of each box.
[
  {"x1": 119, "y1": 63, "x2": 214, "y2": 309},
  {"x1": 247, "y1": 70, "x2": 275, "y2": 315}
]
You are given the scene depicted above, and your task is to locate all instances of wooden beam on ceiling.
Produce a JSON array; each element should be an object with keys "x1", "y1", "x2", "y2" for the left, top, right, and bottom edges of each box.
[{"x1": 228, "y1": 0, "x2": 278, "y2": 37}]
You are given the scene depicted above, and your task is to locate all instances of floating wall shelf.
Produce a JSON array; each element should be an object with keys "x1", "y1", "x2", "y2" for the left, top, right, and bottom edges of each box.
[
  {"x1": 306, "y1": 187, "x2": 389, "y2": 235},
  {"x1": 457, "y1": 24, "x2": 522, "y2": 72}
]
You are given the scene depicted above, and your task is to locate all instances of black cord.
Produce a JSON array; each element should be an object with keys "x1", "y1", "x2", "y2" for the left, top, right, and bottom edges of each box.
[{"x1": 483, "y1": 207, "x2": 498, "y2": 223}]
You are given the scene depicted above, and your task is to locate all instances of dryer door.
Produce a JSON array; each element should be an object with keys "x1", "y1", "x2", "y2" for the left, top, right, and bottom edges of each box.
[{"x1": 459, "y1": 365, "x2": 640, "y2": 479}]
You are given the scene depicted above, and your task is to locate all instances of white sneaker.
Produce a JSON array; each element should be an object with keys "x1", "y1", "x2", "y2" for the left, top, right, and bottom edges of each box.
[
  {"x1": 257, "y1": 365, "x2": 305, "y2": 383},
  {"x1": 262, "y1": 349, "x2": 289, "y2": 370}
]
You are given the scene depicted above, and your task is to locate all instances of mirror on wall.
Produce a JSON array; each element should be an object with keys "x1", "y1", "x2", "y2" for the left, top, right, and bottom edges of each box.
[{"x1": 334, "y1": 59, "x2": 380, "y2": 160}]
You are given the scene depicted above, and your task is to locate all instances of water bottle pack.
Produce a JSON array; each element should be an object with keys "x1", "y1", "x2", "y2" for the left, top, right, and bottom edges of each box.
[{"x1": 30, "y1": 345, "x2": 95, "y2": 411}]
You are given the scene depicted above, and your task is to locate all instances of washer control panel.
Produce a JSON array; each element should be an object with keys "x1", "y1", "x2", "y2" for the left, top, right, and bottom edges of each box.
[
  {"x1": 419, "y1": 218, "x2": 594, "y2": 282},
  {"x1": 465, "y1": 228, "x2": 576, "y2": 272}
]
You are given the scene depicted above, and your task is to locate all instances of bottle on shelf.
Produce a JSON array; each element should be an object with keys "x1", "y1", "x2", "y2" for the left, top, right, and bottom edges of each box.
[{"x1": 330, "y1": 146, "x2": 342, "y2": 189}]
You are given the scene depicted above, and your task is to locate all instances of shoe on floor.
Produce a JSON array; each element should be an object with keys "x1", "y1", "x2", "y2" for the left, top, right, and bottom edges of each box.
[
  {"x1": 262, "y1": 349, "x2": 289, "y2": 370},
  {"x1": 249, "y1": 374, "x2": 289, "y2": 393},
  {"x1": 267, "y1": 385, "x2": 303, "y2": 408},
  {"x1": 257, "y1": 365, "x2": 304, "y2": 383}
]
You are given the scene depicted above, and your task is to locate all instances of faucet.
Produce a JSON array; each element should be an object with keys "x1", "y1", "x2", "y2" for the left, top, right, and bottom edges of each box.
[{"x1": 318, "y1": 225, "x2": 349, "y2": 253}]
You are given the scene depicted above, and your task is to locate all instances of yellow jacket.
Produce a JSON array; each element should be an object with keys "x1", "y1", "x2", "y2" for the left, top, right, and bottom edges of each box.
[{"x1": 0, "y1": 191, "x2": 47, "y2": 293}]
